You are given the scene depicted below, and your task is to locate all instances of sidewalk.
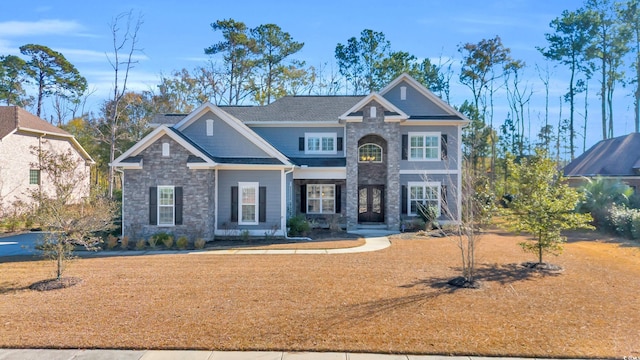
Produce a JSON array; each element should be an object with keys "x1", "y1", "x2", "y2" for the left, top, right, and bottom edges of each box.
[{"x1": 0, "y1": 349, "x2": 584, "y2": 360}]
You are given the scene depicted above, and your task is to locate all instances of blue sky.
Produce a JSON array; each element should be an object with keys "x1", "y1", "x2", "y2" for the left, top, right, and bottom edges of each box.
[{"x1": 1, "y1": 0, "x2": 633, "y2": 153}]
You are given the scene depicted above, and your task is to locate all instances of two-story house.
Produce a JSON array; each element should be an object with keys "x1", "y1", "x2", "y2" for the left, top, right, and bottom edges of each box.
[
  {"x1": 111, "y1": 74, "x2": 470, "y2": 239},
  {"x1": 0, "y1": 106, "x2": 93, "y2": 213}
]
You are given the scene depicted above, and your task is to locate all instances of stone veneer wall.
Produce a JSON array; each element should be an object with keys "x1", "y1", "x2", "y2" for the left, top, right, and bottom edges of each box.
[
  {"x1": 345, "y1": 101, "x2": 400, "y2": 230},
  {"x1": 122, "y1": 135, "x2": 215, "y2": 240}
]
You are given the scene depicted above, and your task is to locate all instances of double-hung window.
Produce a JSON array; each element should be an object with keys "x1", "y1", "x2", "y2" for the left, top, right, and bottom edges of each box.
[
  {"x1": 305, "y1": 133, "x2": 336, "y2": 154},
  {"x1": 239, "y1": 182, "x2": 259, "y2": 225},
  {"x1": 307, "y1": 184, "x2": 335, "y2": 214},
  {"x1": 158, "y1": 186, "x2": 175, "y2": 226},
  {"x1": 409, "y1": 132, "x2": 440, "y2": 161},
  {"x1": 408, "y1": 182, "x2": 440, "y2": 216}
]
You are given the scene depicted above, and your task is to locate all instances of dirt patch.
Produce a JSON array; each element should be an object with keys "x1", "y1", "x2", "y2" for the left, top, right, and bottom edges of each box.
[{"x1": 0, "y1": 229, "x2": 638, "y2": 358}]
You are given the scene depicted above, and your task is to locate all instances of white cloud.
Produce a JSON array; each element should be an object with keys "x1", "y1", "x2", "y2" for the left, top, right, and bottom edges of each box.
[
  {"x1": 56, "y1": 48, "x2": 149, "y2": 64},
  {"x1": 0, "y1": 19, "x2": 85, "y2": 37}
]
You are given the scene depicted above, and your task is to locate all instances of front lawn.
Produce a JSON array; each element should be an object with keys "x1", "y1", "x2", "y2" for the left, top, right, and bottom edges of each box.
[{"x1": 0, "y1": 230, "x2": 638, "y2": 358}]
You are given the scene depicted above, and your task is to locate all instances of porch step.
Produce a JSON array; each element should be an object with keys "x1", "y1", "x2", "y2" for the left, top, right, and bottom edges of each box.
[{"x1": 356, "y1": 224, "x2": 389, "y2": 230}]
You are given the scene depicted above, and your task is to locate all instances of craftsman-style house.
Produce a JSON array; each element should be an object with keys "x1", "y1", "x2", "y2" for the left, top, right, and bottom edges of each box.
[{"x1": 111, "y1": 74, "x2": 470, "y2": 239}]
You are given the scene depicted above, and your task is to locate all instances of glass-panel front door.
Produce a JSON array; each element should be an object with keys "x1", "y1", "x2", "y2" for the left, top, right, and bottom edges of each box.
[{"x1": 358, "y1": 185, "x2": 384, "y2": 223}]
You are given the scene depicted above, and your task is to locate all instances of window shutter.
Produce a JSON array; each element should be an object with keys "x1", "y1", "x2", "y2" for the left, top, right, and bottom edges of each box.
[
  {"x1": 300, "y1": 184, "x2": 307, "y2": 213},
  {"x1": 149, "y1": 187, "x2": 157, "y2": 225},
  {"x1": 441, "y1": 185, "x2": 448, "y2": 217},
  {"x1": 299, "y1": 137, "x2": 305, "y2": 151},
  {"x1": 401, "y1": 135, "x2": 408, "y2": 160},
  {"x1": 401, "y1": 185, "x2": 407, "y2": 214},
  {"x1": 337, "y1": 137, "x2": 343, "y2": 151},
  {"x1": 335, "y1": 185, "x2": 341, "y2": 213},
  {"x1": 231, "y1": 186, "x2": 238, "y2": 222},
  {"x1": 175, "y1": 187, "x2": 183, "y2": 225},
  {"x1": 441, "y1": 134, "x2": 448, "y2": 160},
  {"x1": 259, "y1": 186, "x2": 266, "y2": 222}
]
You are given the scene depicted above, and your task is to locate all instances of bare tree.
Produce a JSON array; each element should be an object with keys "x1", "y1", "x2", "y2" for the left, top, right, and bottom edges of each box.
[{"x1": 104, "y1": 11, "x2": 143, "y2": 198}]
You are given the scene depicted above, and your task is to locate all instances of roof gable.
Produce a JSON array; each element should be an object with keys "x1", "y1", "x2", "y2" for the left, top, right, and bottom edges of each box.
[
  {"x1": 338, "y1": 93, "x2": 408, "y2": 122},
  {"x1": 0, "y1": 106, "x2": 93, "y2": 163},
  {"x1": 379, "y1": 73, "x2": 470, "y2": 123},
  {"x1": 111, "y1": 125, "x2": 218, "y2": 168},
  {"x1": 173, "y1": 103, "x2": 290, "y2": 164}
]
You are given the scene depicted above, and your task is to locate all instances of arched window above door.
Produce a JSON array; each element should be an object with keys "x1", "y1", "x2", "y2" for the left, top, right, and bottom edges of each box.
[{"x1": 358, "y1": 143, "x2": 382, "y2": 162}]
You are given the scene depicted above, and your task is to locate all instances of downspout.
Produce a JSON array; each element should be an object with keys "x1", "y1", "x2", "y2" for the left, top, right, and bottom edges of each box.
[{"x1": 283, "y1": 166, "x2": 311, "y2": 241}]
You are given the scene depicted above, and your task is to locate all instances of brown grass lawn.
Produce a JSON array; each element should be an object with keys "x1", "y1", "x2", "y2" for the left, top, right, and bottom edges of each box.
[{"x1": 1, "y1": 230, "x2": 639, "y2": 358}]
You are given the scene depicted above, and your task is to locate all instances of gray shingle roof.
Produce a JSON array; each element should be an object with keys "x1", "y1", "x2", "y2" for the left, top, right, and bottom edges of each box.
[
  {"x1": 222, "y1": 96, "x2": 365, "y2": 122},
  {"x1": 564, "y1": 133, "x2": 640, "y2": 177},
  {"x1": 289, "y1": 157, "x2": 346, "y2": 167}
]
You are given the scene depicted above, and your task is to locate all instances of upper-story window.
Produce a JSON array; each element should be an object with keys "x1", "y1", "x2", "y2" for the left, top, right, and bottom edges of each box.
[
  {"x1": 358, "y1": 144, "x2": 382, "y2": 162},
  {"x1": 409, "y1": 132, "x2": 440, "y2": 161},
  {"x1": 305, "y1": 133, "x2": 337, "y2": 154}
]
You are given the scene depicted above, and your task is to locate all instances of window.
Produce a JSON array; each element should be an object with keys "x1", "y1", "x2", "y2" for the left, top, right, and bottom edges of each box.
[
  {"x1": 158, "y1": 186, "x2": 175, "y2": 226},
  {"x1": 162, "y1": 142, "x2": 170, "y2": 157},
  {"x1": 358, "y1": 144, "x2": 382, "y2": 162},
  {"x1": 409, "y1": 132, "x2": 440, "y2": 161},
  {"x1": 305, "y1": 133, "x2": 336, "y2": 154},
  {"x1": 29, "y1": 169, "x2": 40, "y2": 185},
  {"x1": 239, "y1": 182, "x2": 259, "y2": 225},
  {"x1": 307, "y1": 184, "x2": 335, "y2": 214},
  {"x1": 206, "y1": 119, "x2": 214, "y2": 136},
  {"x1": 408, "y1": 182, "x2": 440, "y2": 216}
]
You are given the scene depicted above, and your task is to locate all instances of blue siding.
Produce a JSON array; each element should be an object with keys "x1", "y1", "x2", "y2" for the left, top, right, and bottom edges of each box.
[
  {"x1": 383, "y1": 80, "x2": 450, "y2": 116},
  {"x1": 400, "y1": 125, "x2": 460, "y2": 171},
  {"x1": 182, "y1": 110, "x2": 272, "y2": 158},
  {"x1": 250, "y1": 126, "x2": 345, "y2": 157},
  {"x1": 217, "y1": 170, "x2": 282, "y2": 230}
]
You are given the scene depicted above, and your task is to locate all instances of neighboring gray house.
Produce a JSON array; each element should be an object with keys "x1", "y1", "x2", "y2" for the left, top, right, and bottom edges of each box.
[
  {"x1": 111, "y1": 74, "x2": 470, "y2": 239},
  {"x1": 564, "y1": 133, "x2": 640, "y2": 189},
  {"x1": 0, "y1": 106, "x2": 93, "y2": 212}
]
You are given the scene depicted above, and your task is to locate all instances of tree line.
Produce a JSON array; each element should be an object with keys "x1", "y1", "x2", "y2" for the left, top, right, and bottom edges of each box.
[{"x1": 1, "y1": 0, "x2": 639, "y2": 196}]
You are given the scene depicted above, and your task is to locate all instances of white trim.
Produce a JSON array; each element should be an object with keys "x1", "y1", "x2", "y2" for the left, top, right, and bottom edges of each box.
[
  {"x1": 304, "y1": 132, "x2": 337, "y2": 155},
  {"x1": 111, "y1": 125, "x2": 217, "y2": 168},
  {"x1": 408, "y1": 132, "x2": 441, "y2": 161},
  {"x1": 173, "y1": 102, "x2": 292, "y2": 165},
  {"x1": 16, "y1": 127, "x2": 95, "y2": 164},
  {"x1": 407, "y1": 181, "x2": 441, "y2": 217},
  {"x1": 400, "y1": 120, "x2": 469, "y2": 126},
  {"x1": 157, "y1": 185, "x2": 175, "y2": 227},
  {"x1": 457, "y1": 125, "x2": 463, "y2": 222},
  {"x1": 245, "y1": 122, "x2": 341, "y2": 127},
  {"x1": 338, "y1": 93, "x2": 408, "y2": 122},
  {"x1": 216, "y1": 164, "x2": 288, "y2": 170},
  {"x1": 306, "y1": 184, "x2": 336, "y2": 214},
  {"x1": 214, "y1": 168, "x2": 219, "y2": 235},
  {"x1": 378, "y1": 73, "x2": 470, "y2": 125},
  {"x1": 399, "y1": 169, "x2": 459, "y2": 175},
  {"x1": 293, "y1": 167, "x2": 346, "y2": 180},
  {"x1": 238, "y1": 182, "x2": 259, "y2": 225}
]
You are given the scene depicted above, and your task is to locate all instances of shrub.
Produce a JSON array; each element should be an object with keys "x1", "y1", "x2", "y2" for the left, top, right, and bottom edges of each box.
[
  {"x1": 135, "y1": 239, "x2": 146, "y2": 250},
  {"x1": 120, "y1": 236, "x2": 129, "y2": 250},
  {"x1": 194, "y1": 238, "x2": 206, "y2": 249},
  {"x1": 240, "y1": 229, "x2": 250, "y2": 241},
  {"x1": 147, "y1": 237, "x2": 157, "y2": 249},
  {"x1": 106, "y1": 234, "x2": 118, "y2": 250},
  {"x1": 608, "y1": 205, "x2": 634, "y2": 237},
  {"x1": 287, "y1": 215, "x2": 310, "y2": 236},
  {"x1": 416, "y1": 203, "x2": 438, "y2": 230},
  {"x1": 631, "y1": 212, "x2": 640, "y2": 240},
  {"x1": 162, "y1": 235, "x2": 174, "y2": 249},
  {"x1": 176, "y1": 236, "x2": 188, "y2": 249}
]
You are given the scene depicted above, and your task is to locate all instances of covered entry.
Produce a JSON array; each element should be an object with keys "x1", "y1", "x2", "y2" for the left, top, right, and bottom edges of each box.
[
  {"x1": 358, "y1": 185, "x2": 384, "y2": 222},
  {"x1": 357, "y1": 134, "x2": 387, "y2": 224}
]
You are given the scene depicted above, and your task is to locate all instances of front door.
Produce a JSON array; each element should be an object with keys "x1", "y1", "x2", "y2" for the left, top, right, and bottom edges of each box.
[{"x1": 358, "y1": 185, "x2": 384, "y2": 223}]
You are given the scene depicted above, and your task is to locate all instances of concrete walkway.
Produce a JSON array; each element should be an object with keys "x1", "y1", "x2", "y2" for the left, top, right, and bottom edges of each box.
[{"x1": 0, "y1": 349, "x2": 586, "y2": 359}]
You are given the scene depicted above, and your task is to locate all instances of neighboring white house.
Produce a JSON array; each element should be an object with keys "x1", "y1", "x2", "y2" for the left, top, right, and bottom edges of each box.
[{"x1": 0, "y1": 106, "x2": 94, "y2": 214}]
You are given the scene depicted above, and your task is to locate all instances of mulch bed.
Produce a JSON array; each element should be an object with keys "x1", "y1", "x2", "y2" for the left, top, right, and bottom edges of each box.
[
  {"x1": 0, "y1": 229, "x2": 638, "y2": 358},
  {"x1": 29, "y1": 277, "x2": 82, "y2": 291}
]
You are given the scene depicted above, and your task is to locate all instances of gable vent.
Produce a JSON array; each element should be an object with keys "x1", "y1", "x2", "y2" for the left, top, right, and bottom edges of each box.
[
  {"x1": 370, "y1": 106, "x2": 377, "y2": 118},
  {"x1": 400, "y1": 86, "x2": 407, "y2": 100}
]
